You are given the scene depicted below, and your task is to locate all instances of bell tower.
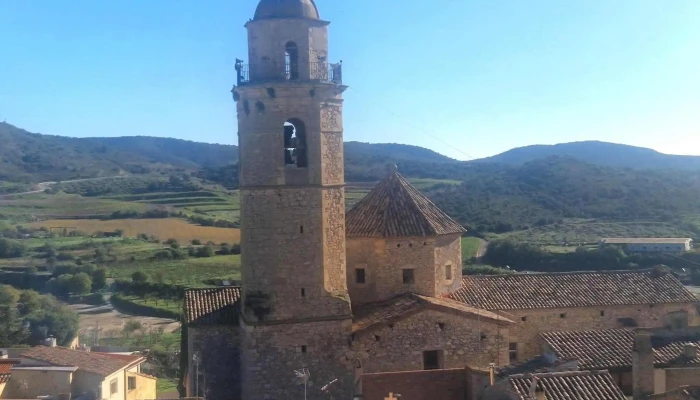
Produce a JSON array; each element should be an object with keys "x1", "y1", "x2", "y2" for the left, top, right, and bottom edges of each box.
[{"x1": 233, "y1": 0, "x2": 353, "y2": 398}]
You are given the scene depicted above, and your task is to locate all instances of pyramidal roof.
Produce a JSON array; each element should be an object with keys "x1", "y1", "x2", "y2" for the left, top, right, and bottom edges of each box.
[{"x1": 345, "y1": 166, "x2": 466, "y2": 238}]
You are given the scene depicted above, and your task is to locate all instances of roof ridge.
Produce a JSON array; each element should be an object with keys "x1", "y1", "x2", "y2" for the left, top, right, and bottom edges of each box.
[
  {"x1": 463, "y1": 269, "x2": 656, "y2": 278},
  {"x1": 185, "y1": 286, "x2": 241, "y2": 293},
  {"x1": 510, "y1": 369, "x2": 608, "y2": 379},
  {"x1": 391, "y1": 173, "x2": 449, "y2": 235}
]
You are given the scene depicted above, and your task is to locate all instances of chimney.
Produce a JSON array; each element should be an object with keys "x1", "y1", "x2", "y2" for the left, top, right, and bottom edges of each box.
[
  {"x1": 529, "y1": 376, "x2": 544, "y2": 400},
  {"x1": 683, "y1": 343, "x2": 697, "y2": 359},
  {"x1": 632, "y1": 332, "x2": 654, "y2": 400},
  {"x1": 44, "y1": 337, "x2": 57, "y2": 347},
  {"x1": 489, "y1": 363, "x2": 496, "y2": 385}
]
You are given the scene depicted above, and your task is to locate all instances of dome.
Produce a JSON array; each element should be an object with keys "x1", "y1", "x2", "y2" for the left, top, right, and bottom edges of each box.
[{"x1": 254, "y1": 0, "x2": 320, "y2": 20}]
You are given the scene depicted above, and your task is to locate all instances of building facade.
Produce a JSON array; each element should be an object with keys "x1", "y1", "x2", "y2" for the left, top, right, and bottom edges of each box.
[
  {"x1": 600, "y1": 238, "x2": 693, "y2": 253},
  {"x1": 232, "y1": 0, "x2": 354, "y2": 398}
]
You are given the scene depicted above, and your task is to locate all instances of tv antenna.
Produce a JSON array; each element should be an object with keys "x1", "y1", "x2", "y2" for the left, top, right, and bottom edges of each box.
[{"x1": 294, "y1": 368, "x2": 311, "y2": 400}]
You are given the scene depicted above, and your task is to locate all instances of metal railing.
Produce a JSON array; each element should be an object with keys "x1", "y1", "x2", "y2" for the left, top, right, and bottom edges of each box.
[{"x1": 235, "y1": 59, "x2": 342, "y2": 86}]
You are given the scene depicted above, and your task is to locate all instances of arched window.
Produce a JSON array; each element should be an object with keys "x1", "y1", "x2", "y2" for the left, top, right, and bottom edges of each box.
[
  {"x1": 283, "y1": 119, "x2": 307, "y2": 168},
  {"x1": 285, "y1": 42, "x2": 299, "y2": 80}
]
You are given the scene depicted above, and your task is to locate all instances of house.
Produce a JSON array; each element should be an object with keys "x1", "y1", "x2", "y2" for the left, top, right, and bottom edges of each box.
[
  {"x1": 600, "y1": 238, "x2": 693, "y2": 253},
  {"x1": 0, "y1": 356, "x2": 20, "y2": 398},
  {"x1": 451, "y1": 268, "x2": 700, "y2": 361},
  {"x1": 540, "y1": 327, "x2": 700, "y2": 395},
  {"x1": 647, "y1": 386, "x2": 700, "y2": 400},
  {"x1": 11, "y1": 345, "x2": 156, "y2": 400},
  {"x1": 483, "y1": 370, "x2": 627, "y2": 400}
]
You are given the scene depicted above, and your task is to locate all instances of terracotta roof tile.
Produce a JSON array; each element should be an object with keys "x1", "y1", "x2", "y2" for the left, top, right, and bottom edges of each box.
[
  {"x1": 451, "y1": 269, "x2": 697, "y2": 310},
  {"x1": 0, "y1": 360, "x2": 17, "y2": 384},
  {"x1": 508, "y1": 370, "x2": 626, "y2": 400},
  {"x1": 21, "y1": 346, "x2": 142, "y2": 376},
  {"x1": 496, "y1": 355, "x2": 579, "y2": 378},
  {"x1": 184, "y1": 287, "x2": 241, "y2": 326},
  {"x1": 345, "y1": 170, "x2": 466, "y2": 238},
  {"x1": 541, "y1": 329, "x2": 700, "y2": 370},
  {"x1": 352, "y1": 293, "x2": 512, "y2": 333}
]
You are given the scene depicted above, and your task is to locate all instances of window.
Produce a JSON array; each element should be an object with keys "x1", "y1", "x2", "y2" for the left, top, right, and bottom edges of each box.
[
  {"x1": 300, "y1": 225, "x2": 304, "y2": 234},
  {"x1": 445, "y1": 264, "x2": 452, "y2": 280},
  {"x1": 110, "y1": 379, "x2": 118, "y2": 396},
  {"x1": 285, "y1": 41, "x2": 299, "y2": 80},
  {"x1": 521, "y1": 316, "x2": 527, "y2": 322},
  {"x1": 301, "y1": 345, "x2": 307, "y2": 353},
  {"x1": 355, "y1": 268, "x2": 366, "y2": 284},
  {"x1": 128, "y1": 376, "x2": 136, "y2": 391},
  {"x1": 283, "y1": 119, "x2": 307, "y2": 168},
  {"x1": 560, "y1": 313, "x2": 566, "y2": 319},
  {"x1": 402, "y1": 269, "x2": 415, "y2": 284},
  {"x1": 423, "y1": 350, "x2": 442, "y2": 370},
  {"x1": 509, "y1": 343, "x2": 518, "y2": 362},
  {"x1": 301, "y1": 288, "x2": 306, "y2": 297},
  {"x1": 600, "y1": 310, "x2": 605, "y2": 317}
]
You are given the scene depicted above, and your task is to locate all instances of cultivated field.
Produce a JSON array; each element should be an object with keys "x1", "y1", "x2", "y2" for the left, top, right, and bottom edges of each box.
[{"x1": 30, "y1": 218, "x2": 240, "y2": 244}]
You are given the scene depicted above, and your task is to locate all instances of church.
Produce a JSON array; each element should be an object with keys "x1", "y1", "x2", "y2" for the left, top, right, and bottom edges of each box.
[{"x1": 181, "y1": 1, "x2": 700, "y2": 399}]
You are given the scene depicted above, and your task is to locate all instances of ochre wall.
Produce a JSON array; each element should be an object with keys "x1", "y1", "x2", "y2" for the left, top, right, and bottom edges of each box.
[
  {"x1": 362, "y1": 368, "x2": 467, "y2": 400},
  {"x1": 126, "y1": 372, "x2": 156, "y2": 400},
  {"x1": 354, "y1": 309, "x2": 510, "y2": 373},
  {"x1": 506, "y1": 302, "x2": 700, "y2": 360}
]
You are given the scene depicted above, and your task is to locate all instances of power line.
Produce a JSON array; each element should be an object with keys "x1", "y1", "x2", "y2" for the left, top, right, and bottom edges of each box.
[{"x1": 346, "y1": 86, "x2": 478, "y2": 161}]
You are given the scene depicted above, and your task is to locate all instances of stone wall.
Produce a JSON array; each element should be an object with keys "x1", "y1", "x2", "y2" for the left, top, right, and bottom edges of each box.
[
  {"x1": 239, "y1": 186, "x2": 350, "y2": 322},
  {"x1": 347, "y1": 235, "x2": 463, "y2": 305},
  {"x1": 362, "y1": 368, "x2": 467, "y2": 400},
  {"x1": 187, "y1": 326, "x2": 241, "y2": 400},
  {"x1": 353, "y1": 309, "x2": 510, "y2": 373},
  {"x1": 240, "y1": 319, "x2": 355, "y2": 400},
  {"x1": 664, "y1": 367, "x2": 700, "y2": 392},
  {"x1": 507, "y1": 303, "x2": 700, "y2": 360}
]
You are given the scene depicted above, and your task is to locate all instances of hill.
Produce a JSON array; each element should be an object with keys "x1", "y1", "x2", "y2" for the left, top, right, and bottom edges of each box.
[
  {"x1": 0, "y1": 122, "x2": 237, "y2": 182},
  {"x1": 425, "y1": 156, "x2": 700, "y2": 234},
  {"x1": 474, "y1": 141, "x2": 700, "y2": 170}
]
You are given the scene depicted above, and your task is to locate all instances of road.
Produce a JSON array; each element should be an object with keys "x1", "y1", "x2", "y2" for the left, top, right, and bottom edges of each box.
[{"x1": 0, "y1": 176, "x2": 127, "y2": 198}]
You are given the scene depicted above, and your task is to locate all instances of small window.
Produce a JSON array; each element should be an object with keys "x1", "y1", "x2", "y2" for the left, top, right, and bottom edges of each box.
[
  {"x1": 600, "y1": 310, "x2": 605, "y2": 317},
  {"x1": 355, "y1": 268, "x2": 366, "y2": 284},
  {"x1": 445, "y1": 265, "x2": 452, "y2": 280},
  {"x1": 560, "y1": 313, "x2": 566, "y2": 319},
  {"x1": 509, "y1": 343, "x2": 518, "y2": 362},
  {"x1": 128, "y1": 376, "x2": 136, "y2": 391},
  {"x1": 423, "y1": 350, "x2": 442, "y2": 370},
  {"x1": 402, "y1": 269, "x2": 415, "y2": 284},
  {"x1": 301, "y1": 288, "x2": 306, "y2": 297},
  {"x1": 300, "y1": 225, "x2": 304, "y2": 234},
  {"x1": 301, "y1": 345, "x2": 307, "y2": 353},
  {"x1": 521, "y1": 316, "x2": 527, "y2": 322},
  {"x1": 110, "y1": 379, "x2": 118, "y2": 396}
]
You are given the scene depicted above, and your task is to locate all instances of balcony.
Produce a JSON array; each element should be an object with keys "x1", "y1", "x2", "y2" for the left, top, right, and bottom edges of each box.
[{"x1": 235, "y1": 60, "x2": 343, "y2": 86}]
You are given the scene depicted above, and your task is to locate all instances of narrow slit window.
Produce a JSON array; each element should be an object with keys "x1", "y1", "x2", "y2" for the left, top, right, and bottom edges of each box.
[
  {"x1": 445, "y1": 264, "x2": 452, "y2": 280},
  {"x1": 356, "y1": 268, "x2": 366, "y2": 284},
  {"x1": 402, "y1": 269, "x2": 415, "y2": 284},
  {"x1": 301, "y1": 288, "x2": 306, "y2": 297},
  {"x1": 285, "y1": 42, "x2": 299, "y2": 80}
]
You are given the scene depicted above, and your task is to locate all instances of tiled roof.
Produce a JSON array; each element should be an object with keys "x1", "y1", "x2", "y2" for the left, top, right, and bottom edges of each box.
[
  {"x1": 352, "y1": 293, "x2": 512, "y2": 333},
  {"x1": 451, "y1": 269, "x2": 697, "y2": 310},
  {"x1": 0, "y1": 360, "x2": 18, "y2": 384},
  {"x1": 345, "y1": 169, "x2": 466, "y2": 238},
  {"x1": 508, "y1": 370, "x2": 626, "y2": 400},
  {"x1": 496, "y1": 355, "x2": 578, "y2": 379},
  {"x1": 601, "y1": 238, "x2": 692, "y2": 244},
  {"x1": 648, "y1": 386, "x2": 700, "y2": 400},
  {"x1": 541, "y1": 329, "x2": 700, "y2": 370},
  {"x1": 21, "y1": 346, "x2": 143, "y2": 377},
  {"x1": 184, "y1": 287, "x2": 241, "y2": 326}
]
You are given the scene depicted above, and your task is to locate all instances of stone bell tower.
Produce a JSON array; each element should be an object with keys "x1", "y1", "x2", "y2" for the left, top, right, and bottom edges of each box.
[{"x1": 232, "y1": 0, "x2": 354, "y2": 398}]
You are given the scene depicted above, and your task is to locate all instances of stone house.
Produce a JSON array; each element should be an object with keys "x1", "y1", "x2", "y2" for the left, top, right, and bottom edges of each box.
[
  {"x1": 482, "y1": 370, "x2": 627, "y2": 400},
  {"x1": 7, "y1": 345, "x2": 155, "y2": 400},
  {"x1": 182, "y1": 287, "x2": 241, "y2": 400},
  {"x1": 345, "y1": 166, "x2": 467, "y2": 305},
  {"x1": 540, "y1": 327, "x2": 700, "y2": 396},
  {"x1": 451, "y1": 269, "x2": 700, "y2": 361}
]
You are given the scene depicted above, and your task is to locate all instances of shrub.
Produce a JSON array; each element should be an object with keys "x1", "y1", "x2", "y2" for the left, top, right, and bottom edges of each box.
[
  {"x1": 132, "y1": 271, "x2": 149, "y2": 284},
  {"x1": 191, "y1": 239, "x2": 202, "y2": 245}
]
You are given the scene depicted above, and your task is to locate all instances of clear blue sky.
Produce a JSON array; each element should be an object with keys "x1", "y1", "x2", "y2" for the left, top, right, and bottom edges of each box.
[{"x1": 1, "y1": 0, "x2": 699, "y2": 160}]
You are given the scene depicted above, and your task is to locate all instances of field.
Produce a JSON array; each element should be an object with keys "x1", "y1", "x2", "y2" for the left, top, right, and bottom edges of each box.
[
  {"x1": 0, "y1": 192, "x2": 149, "y2": 220},
  {"x1": 496, "y1": 219, "x2": 696, "y2": 245},
  {"x1": 461, "y1": 237, "x2": 483, "y2": 261},
  {"x1": 107, "y1": 255, "x2": 241, "y2": 286},
  {"x1": 29, "y1": 218, "x2": 240, "y2": 244}
]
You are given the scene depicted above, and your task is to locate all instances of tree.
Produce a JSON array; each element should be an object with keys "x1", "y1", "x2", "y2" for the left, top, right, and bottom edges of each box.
[
  {"x1": 123, "y1": 320, "x2": 142, "y2": 339},
  {"x1": 131, "y1": 271, "x2": 149, "y2": 284},
  {"x1": 92, "y1": 268, "x2": 107, "y2": 291},
  {"x1": 0, "y1": 238, "x2": 27, "y2": 259},
  {"x1": 196, "y1": 246, "x2": 215, "y2": 258},
  {"x1": 69, "y1": 273, "x2": 92, "y2": 295}
]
